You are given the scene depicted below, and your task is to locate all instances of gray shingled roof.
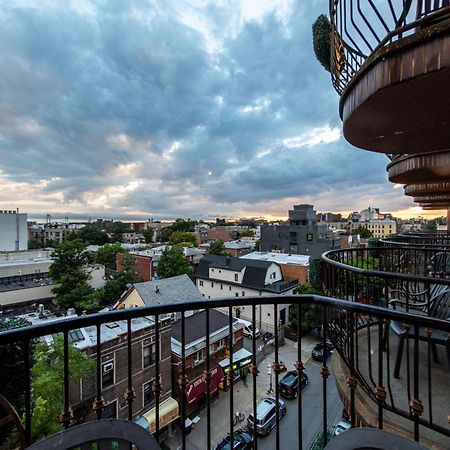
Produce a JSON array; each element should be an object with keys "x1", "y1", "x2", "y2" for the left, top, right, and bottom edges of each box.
[
  {"x1": 195, "y1": 254, "x2": 273, "y2": 290},
  {"x1": 133, "y1": 274, "x2": 203, "y2": 307}
]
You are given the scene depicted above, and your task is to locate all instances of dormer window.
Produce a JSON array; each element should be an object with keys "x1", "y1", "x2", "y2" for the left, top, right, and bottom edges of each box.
[{"x1": 234, "y1": 274, "x2": 238, "y2": 282}]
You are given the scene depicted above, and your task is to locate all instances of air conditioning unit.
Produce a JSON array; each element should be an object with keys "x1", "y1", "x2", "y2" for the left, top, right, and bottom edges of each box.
[
  {"x1": 193, "y1": 360, "x2": 202, "y2": 367},
  {"x1": 103, "y1": 362, "x2": 114, "y2": 373}
]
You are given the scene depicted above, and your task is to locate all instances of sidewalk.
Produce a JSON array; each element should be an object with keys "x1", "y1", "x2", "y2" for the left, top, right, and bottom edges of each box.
[{"x1": 164, "y1": 335, "x2": 320, "y2": 450}]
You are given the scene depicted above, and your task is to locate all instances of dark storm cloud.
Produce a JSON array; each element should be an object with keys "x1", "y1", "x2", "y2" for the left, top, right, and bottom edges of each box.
[{"x1": 0, "y1": 1, "x2": 405, "y2": 217}]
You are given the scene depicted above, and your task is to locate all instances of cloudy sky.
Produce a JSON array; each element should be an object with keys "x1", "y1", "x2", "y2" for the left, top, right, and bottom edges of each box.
[{"x1": 0, "y1": 0, "x2": 437, "y2": 220}]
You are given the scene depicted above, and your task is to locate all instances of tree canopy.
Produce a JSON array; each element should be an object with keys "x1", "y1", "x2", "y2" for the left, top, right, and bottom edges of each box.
[
  {"x1": 77, "y1": 223, "x2": 109, "y2": 245},
  {"x1": 290, "y1": 283, "x2": 323, "y2": 331},
  {"x1": 353, "y1": 226, "x2": 373, "y2": 238},
  {"x1": 101, "y1": 252, "x2": 142, "y2": 305},
  {"x1": 206, "y1": 240, "x2": 228, "y2": 256},
  {"x1": 49, "y1": 239, "x2": 96, "y2": 310},
  {"x1": 171, "y1": 218, "x2": 196, "y2": 233},
  {"x1": 240, "y1": 229, "x2": 255, "y2": 237},
  {"x1": 95, "y1": 242, "x2": 122, "y2": 269},
  {"x1": 160, "y1": 226, "x2": 173, "y2": 242},
  {"x1": 312, "y1": 14, "x2": 331, "y2": 72},
  {"x1": 30, "y1": 337, "x2": 94, "y2": 440},
  {"x1": 157, "y1": 246, "x2": 193, "y2": 279},
  {"x1": 106, "y1": 221, "x2": 129, "y2": 242},
  {"x1": 169, "y1": 231, "x2": 197, "y2": 246},
  {"x1": 142, "y1": 228, "x2": 154, "y2": 244}
]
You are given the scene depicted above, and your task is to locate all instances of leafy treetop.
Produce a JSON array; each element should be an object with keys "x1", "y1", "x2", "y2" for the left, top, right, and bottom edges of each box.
[
  {"x1": 157, "y1": 245, "x2": 193, "y2": 279},
  {"x1": 206, "y1": 240, "x2": 228, "y2": 256}
]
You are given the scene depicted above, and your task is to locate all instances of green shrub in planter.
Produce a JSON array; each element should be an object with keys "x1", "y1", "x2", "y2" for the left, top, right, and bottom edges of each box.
[{"x1": 312, "y1": 14, "x2": 331, "y2": 72}]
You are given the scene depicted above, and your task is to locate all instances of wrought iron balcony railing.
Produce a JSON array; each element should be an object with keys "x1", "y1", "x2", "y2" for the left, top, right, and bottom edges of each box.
[
  {"x1": 330, "y1": 1, "x2": 450, "y2": 94},
  {"x1": 0, "y1": 293, "x2": 449, "y2": 449}
]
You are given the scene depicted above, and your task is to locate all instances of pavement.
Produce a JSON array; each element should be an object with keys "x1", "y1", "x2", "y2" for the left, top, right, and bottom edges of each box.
[{"x1": 164, "y1": 334, "x2": 343, "y2": 450}]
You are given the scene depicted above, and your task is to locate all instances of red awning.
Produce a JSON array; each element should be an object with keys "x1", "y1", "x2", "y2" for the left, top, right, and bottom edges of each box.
[
  {"x1": 209, "y1": 365, "x2": 224, "y2": 394},
  {"x1": 185, "y1": 365, "x2": 225, "y2": 404},
  {"x1": 186, "y1": 376, "x2": 206, "y2": 405}
]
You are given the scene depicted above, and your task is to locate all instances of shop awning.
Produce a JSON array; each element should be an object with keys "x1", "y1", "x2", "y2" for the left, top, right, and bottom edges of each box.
[
  {"x1": 143, "y1": 397, "x2": 179, "y2": 434},
  {"x1": 185, "y1": 365, "x2": 225, "y2": 404},
  {"x1": 219, "y1": 348, "x2": 252, "y2": 368}
]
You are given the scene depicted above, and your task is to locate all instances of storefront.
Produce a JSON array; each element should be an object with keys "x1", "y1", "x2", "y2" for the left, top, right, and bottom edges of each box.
[
  {"x1": 135, "y1": 397, "x2": 179, "y2": 441},
  {"x1": 185, "y1": 365, "x2": 225, "y2": 407},
  {"x1": 218, "y1": 348, "x2": 253, "y2": 390}
]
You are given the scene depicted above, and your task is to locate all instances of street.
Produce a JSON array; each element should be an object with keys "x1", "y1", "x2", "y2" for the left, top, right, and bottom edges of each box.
[{"x1": 165, "y1": 335, "x2": 342, "y2": 450}]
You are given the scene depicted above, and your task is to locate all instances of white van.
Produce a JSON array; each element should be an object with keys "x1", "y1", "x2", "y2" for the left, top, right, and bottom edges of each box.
[{"x1": 236, "y1": 318, "x2": 260, "y2": 339}]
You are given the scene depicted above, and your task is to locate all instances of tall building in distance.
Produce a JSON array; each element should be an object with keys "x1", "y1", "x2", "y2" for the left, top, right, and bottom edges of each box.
[
  {"x1": 260, "y1": 204, "x2": 339, "y2": 256},
  {"x1": 0, "y1": 209, "x2": 27, "y2": 252}
]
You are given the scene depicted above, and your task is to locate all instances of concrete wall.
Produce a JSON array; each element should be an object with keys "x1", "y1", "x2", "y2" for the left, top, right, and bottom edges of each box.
[
  {"x1": 0, "y1": 212, "x2": 27, "y2": 252},
  {"x1": 0, "y1": 284, "x2": 54, "y2": 306},
  {"x1": 0, "y1": 260, "x2": 51, "y2": 278}
]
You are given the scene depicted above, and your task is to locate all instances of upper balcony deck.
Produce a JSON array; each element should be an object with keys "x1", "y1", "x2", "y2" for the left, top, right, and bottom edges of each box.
[{"x1": 330, "y1": 1, "x2": 450, "y2": 155}]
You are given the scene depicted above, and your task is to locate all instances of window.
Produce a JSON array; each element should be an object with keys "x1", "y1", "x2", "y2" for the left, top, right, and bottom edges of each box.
[
  {"x1": 242, "y1": 291, "x2": 245, "y2": 297},
  {"x1": 235, "y1": 292, "x2": 239, "y2": 297},
  {"x1": 143, "y1": 342, "x2": 156, "y2": 368},
  {"x1": 199, "y1": 280, "x2": 204, "y2": 287},
  {"x1": 102, "y1": 361, "x2": 114, "y2": 389},
  {"x1": 234, "y1": 274, "x2": 238, "y2": 282},
  {"x1": 103, "y1": 400, "x2": 117, "y2": 419},
  {"x1": 209, "y1": 343, "x2": 215, "y2": 353},
  {"x1": 271, "y1": 272, "x2": 276, "y2": 279},
  {"x1": 211, "y1": 282, "x2": 214, "y2": 287},
  {"x1": 193, "y1": 350, "x2": 203, "y2": 365},
  {"x1": 306, "y1": 233, "x2": 313, "y2": 241},
  {"x1": 220, "y1": 284, "x2": 223, "y2": 290},
  {"x1": 229, "y1": 286, "x2": 232, "y2": 291},
  {"x1": 143, "y1": 381, "x2": 154, "y2": 406}
]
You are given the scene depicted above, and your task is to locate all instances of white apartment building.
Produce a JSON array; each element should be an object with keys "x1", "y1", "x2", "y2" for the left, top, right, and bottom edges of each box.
[
  {"x1": 195, "y1": 255, "x2": 298, "y2": 333},
  {"x1": 0, "y1": 210, "x2": 28, "y2": 252}
]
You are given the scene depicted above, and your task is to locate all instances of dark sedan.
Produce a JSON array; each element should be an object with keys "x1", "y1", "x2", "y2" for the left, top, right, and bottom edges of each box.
[
  {"x1": 213, "y1": 429, "x2": 253, "y2": 450},
  {"x1": 311, "y1": 342, "x2": 334, "y2": 361},
  {"x1": 279, "y1": 371, "x2": 308, "y2": 399}
]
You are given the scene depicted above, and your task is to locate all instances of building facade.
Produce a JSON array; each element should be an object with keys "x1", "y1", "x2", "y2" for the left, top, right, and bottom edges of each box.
[
  {"x1": 260, "y1": 204, "x2": 339, "y2": 256},
  {"x1": 195, "y1": 255, "x2": 298, "y2": 332},
  {"x1": 0, "y1": 210, "x2": 27, "y2": 252}
]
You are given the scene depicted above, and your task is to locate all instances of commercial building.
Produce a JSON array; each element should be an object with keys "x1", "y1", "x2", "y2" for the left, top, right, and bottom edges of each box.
[
  {"x1": 260, "y1": 204, "x2": 339, "y2": 256},
  {"x1": 0, "y1": 210, "x2": 27, "y2": 252}
]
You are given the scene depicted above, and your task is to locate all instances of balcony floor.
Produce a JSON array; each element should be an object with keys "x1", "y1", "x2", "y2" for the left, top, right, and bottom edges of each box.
[{"x1": 333, "y1": 324, "x2": 450, "y2": 449}]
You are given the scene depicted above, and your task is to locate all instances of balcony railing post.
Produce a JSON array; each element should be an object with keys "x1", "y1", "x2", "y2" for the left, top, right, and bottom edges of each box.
[
  {"x1": 24, "y1": 339, "x2": 31, "y2": 446},
  {"x1": 93, "y1": 324, "x2": 104, "y2": 420},
  {"x1": 228, "y1": 306, "x2": 234, "y2": 449},
  {"x1": 296, "y1": 303, "x2": 303, "y2": 450},
  {"x1": 60, "y1": 330, "x2": 72, "y2": 429},
  {"x1": 251, "y1": 304, "x2": 259, "y2": 450},
  {"x1": 321, "y1": 306, "x2": 329, "y2": 447},
  {"x1": 205, "y1": 308, "x2": 211, "y2": 450},
  {"x1": 126, "y1": 318, "x2": 135, "y2": 421},
  {"x1": 154, "y1": 314, "x2": 161, "y2": 442}
]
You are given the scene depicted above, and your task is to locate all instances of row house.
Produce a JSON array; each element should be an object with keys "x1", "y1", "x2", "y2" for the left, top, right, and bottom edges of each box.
[{"x1": 195, "y1": 255, "x2": 298, "y2": 333}]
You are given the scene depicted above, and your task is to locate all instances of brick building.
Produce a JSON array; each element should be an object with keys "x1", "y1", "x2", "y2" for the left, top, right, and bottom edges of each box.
[
  {"x1": 171, "y1": 310, "x2": 246, "y2": 415},
  {"x1": 117, "y1": 253, "x2": 153, "y2": 282}
]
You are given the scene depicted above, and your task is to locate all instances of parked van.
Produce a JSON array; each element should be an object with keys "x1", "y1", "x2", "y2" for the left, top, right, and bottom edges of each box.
[
  {"x1": 247, "y1": 397, "x2": 286, "y2": 436},
  {"x1": 236, "y1": 318, "x2": 260, "y2": 339}
]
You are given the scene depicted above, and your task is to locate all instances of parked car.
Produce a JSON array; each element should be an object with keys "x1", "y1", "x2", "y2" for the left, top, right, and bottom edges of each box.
[
  {"x1": 213, "y1": 429, "x2": 254, "y2": 449},
  {"x1": 247, "y1": 397, "x2": 286, "y2": 436},
  {"x1": 311, "y1": 342, "x2": 334, "y2": 361},
  {"x1": 278, "y1": 371, "x2": 308, "y2": 399},
  {"x1": 262, "y1": 331, "x2": 274, "y2": 341},
  {"x1": 333, "y1": 420, "x2": 351, "y2": 436}
]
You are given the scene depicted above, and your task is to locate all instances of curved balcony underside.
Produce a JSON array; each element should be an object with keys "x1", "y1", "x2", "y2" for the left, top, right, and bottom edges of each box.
[
  {"x1": 387, "y1": 150, "x2": 450, "y2": 184},
  {"x1": 414, "y1": 194, "x2": 450, "y2": 203},
  {"x1": 341, "y1": 23, "x2": 450, "y2": 154},
  {"x1": 404, "y1": 181, "x2": 450, "y2": 196},
  {"x1": 420, "y1": 203, "x2": 450, "y2": 209}
]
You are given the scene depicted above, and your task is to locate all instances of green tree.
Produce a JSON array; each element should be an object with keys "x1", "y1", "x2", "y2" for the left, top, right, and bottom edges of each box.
[
  {"x1": 169, "y1": 231, "x2": 197, "y2": 246},
  {"x1": 101, "y1": 253, "x2": 142, "y2": 305},
  {"x1": 354, "y1": 226, "x2": 373, "y2": 238},
  {"x1": 157, "y1": 246, "x2": 193, "y2": 279},
  {"x1": 95, "y1": 242, "x2": 122, "y2": 270},
  {"x1": 312, "y1": 14, "x2": 331, "y2": 72},
  {"x1": 160, "y1": 226, "x2": 173, "y2": 242},
  {"x1": 171, "y1": 218, "x2": 196, "y2": 233},
  {"x1": 142, "y1": 228, "x2": 154, "y2": 244},
  {"x1": 107, "y1": 221, "x2": 129, "y2": 243},
  {"x1": 49, "y1": 240, "x2": 96, "y2": 310},
  {"x1": 0, "y1": 318, "x2": 33, "y2": 448},
  {"x1": 290, "y1": 283, "x2": 323, "y2": 331},
  {"x1": 28, "y1": 240, "x2": 47, "y2": 249},
  {"x1": 254, "y1": 239, "x2": 261, "y2": 251},
  {"x1": 78, "y1": 223, "x2": 109, "y2": 245},
  {"x1": 240, "y1": 229, "x2": 255, "y2": 237},
  {"x1": 206, "y1": 240, "x2": 228, "y2": 256},
  {"x1": 30, "y1": 337, "x2": 94, "y2": 441}
]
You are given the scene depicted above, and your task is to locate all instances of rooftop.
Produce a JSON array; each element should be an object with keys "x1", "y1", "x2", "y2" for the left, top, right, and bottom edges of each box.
[{"x1": 241, "y1": 251, "x2": 309, "y2": 266}]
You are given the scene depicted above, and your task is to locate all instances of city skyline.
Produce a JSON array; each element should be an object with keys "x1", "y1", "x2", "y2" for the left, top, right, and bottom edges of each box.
[{"x1": 0, "y1": 1, "x2": 446, "y2": 220}]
